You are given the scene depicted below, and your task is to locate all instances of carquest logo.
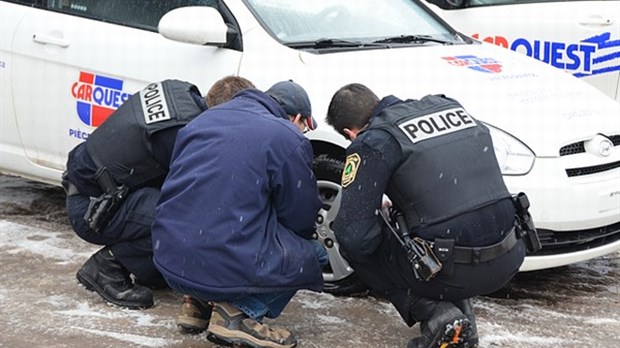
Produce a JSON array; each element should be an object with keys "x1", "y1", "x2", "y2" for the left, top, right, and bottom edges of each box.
[
  {"x1": 71, "y1": 71, "x2": 131, "y2": 127},
  {"x1": 442, "y1": 55, "x2": 503, "y2": 73},
  {"x1": 472, "y1": 32, "x2": 620, "y2": 77}
]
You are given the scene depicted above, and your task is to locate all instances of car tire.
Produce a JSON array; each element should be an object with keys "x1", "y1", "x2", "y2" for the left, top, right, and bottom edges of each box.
[{"x1": 313, "y1": 154, "x2": 369, "y2": 296}]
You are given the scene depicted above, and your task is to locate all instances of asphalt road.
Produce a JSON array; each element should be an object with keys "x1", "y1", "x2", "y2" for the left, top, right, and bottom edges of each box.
[{"x1": 0, "y1": 174, "x2": 618, "y2": 348}]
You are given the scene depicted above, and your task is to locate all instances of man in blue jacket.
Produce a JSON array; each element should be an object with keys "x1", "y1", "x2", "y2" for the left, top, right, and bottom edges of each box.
[{"x1": 152, "y1": 80, "x2": 326, "y2": 348}]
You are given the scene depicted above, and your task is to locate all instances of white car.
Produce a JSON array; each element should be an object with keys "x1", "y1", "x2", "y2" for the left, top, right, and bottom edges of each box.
[
  {"x1": 2, "y1": 0, "x2": 619, "y2": 295},
  {"x1": 425, "y1": 0, "x2": 620, "y2": 102}
]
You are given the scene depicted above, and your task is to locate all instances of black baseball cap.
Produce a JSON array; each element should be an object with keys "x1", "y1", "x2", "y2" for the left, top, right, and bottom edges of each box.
[{"x1": 266, "y1": 80, "x2": 317, "y2": 130}]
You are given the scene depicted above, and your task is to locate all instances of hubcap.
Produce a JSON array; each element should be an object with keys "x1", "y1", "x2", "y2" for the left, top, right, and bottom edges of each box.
[{"x1": 316, "y1": 180, "x2": 355, "y2": 282}]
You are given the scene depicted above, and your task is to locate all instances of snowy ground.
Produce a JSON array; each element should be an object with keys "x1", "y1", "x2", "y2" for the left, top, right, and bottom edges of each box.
[{"x1": 0, "y1": 174, "x2": 618, "y2": 348}]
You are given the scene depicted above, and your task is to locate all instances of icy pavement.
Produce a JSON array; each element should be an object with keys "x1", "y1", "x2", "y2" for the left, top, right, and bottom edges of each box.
[{"x1": 0, "y1": 175, "x2": 618, "y2": 347}]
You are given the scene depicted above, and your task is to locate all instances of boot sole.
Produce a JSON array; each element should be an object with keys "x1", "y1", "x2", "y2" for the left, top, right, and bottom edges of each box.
[
  {"x1": 76, "y1": 270, "x2": 153, "y2": 309},
  {"x1": 437, "y1": 318, "x2": 473, "y2": 348},
  {"x1": 207, "y1": 333, "x2": 246, "y2": 347},
  {"x1": 177, "y1": 319, "x2": 208, "y2": 334},
  {"x1": 207, "y1": 326, "x2": 296, "y2": 348},
  {"x1": 177, "y1": 300, "x2": 211, "y2": 333}
]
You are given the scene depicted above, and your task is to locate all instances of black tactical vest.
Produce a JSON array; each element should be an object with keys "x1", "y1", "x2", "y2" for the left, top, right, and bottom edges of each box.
[
  {"x1": 371, "y1": 95, "x2": 511, "y2": 229},
  {"x1": 86, "y1": 80, "x2": 204, "y2": 188}
]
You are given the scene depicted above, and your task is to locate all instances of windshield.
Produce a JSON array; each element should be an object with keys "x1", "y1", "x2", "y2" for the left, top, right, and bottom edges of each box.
[{"x1": 243, "y1": 0, "x2": 462, "y2": 47}]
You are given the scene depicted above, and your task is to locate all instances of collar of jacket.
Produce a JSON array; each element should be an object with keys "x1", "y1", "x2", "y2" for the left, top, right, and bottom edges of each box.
[
  {"x1": 370, "y1": 95, "x2": 402, "y2": 122},
  {"x1": 233, "y1": 88, "x2": 290, "y2": 121}
]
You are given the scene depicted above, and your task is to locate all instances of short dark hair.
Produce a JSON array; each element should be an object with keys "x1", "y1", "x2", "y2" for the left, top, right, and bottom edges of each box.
[
  {"x1": 326, "y1": 83, "x2": 379, "y2": 136},
  {"x1": 206, "y1": 75, "x2": 255, "y2": 107}
]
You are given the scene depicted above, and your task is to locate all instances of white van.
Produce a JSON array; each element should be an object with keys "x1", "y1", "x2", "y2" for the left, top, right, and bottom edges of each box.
[
  {"x1": 1, "y1": 0, "x2": 619, "y2": 295},
  {"x1": 425, "y1": 0, "x2": 620, "y2": 102}
]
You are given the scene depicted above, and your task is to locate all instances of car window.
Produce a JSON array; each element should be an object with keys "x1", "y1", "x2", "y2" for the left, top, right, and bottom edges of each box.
[
  {"x1": 244, "y1": 0, "x2": 456, "y2": 44},
  {"x1": 6, "y1": 0, "x2": 219, "y2": 31},
  {"x1": 467, "y1": 0, "x2": 593, "y2": 6},
  {"x1": 429, "y1": 0, "x2": 598, "y2": 10},
  {"x1": 6, "y1": 0, "x2": 40, "y2": 5}
]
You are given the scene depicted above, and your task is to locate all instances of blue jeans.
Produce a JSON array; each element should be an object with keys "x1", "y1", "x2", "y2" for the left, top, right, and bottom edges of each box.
[{"x1": 167, "y1": 239, "x2": 328, "y2": 320}]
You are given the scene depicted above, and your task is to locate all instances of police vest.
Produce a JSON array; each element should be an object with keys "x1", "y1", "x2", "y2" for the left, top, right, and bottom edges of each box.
[
  {"x1": 86, "y1": 80, "x2": 205, "y2": 188},
  {"x1": 371, "y1": 94, "x2": 511, "y2": 229}
]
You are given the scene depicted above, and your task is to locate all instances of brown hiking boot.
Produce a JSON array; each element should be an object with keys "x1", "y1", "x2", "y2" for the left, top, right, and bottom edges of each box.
[
  {"x1": 177, "y1": 295, "x2": 212, "y2": 334},
  {"x1": 206, "y1": 302, "x2": 297, "y2": 348}
]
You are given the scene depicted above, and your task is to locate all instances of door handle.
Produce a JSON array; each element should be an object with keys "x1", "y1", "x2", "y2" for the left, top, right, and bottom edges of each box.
[
  {"x1": 579, "y1": 16, "x2": 614, "y2": 26},
  {"x1": 32, "y1": 33, "x2": 71, "y2": 48}
]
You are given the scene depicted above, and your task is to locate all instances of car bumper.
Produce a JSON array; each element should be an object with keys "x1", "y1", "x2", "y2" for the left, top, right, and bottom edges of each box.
[
  {"x1": 504, "y1": 153, "x2": 620, "y2": 271},
  {"x1": 521, "y1": 238, "x2": 620, "y2": 271}
]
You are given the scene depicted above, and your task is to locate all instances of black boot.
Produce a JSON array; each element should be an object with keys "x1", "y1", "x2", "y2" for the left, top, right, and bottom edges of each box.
[
  {"x1": 408, "y1": 301, "x2": 474, "y2": 348},
  {"x1": 76, "y1": 247, "x2": 154, "y2": 309},
  {"x1": 454, "y1": 299, "x2": 478, "y2": 347}
]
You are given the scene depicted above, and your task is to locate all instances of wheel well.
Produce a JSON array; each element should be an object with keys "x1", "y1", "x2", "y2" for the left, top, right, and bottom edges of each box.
[{"x1": 311, "y1": 140, "x2": 346, "y2": 163}]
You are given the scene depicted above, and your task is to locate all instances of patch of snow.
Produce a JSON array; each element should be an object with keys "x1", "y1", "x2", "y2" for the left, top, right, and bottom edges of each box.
[
  {"x1": 316, "y1": 314, "x2": 347, "y2": 324},
  {"x1": 0, "y1": 220, "x2": 94, "y2": 261},
  {"x1": 71, "y1": 326, "x2": 179, "y2": 347}
]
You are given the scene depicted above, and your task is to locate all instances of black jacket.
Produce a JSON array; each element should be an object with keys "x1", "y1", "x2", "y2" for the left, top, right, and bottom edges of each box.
[
  {"x1": 334, "y1": 95, "x2": 514, "y2": 257},
  {"x1": 66, "y1": 80, "x2": 206, "y2": 196}
]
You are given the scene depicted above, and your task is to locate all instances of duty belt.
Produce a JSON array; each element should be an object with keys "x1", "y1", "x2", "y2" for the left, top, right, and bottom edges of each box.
[{"x1": 452, "y1": 227, "x2": 518, "y2": 264}]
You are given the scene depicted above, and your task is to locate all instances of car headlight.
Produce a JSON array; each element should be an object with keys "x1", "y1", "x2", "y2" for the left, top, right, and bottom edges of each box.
[{"x1": 484, "y1": 123, "x2": 535, "y2": 176}]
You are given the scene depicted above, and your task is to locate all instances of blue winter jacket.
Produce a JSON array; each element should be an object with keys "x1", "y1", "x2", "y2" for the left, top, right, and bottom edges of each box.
[{"x1": 152, "y1": 89, "x2": 324, "y2": 294}]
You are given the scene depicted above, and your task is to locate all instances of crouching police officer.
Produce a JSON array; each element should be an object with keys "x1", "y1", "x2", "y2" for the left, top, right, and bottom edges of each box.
[
  {"x1": 63, "y1": 76, "x2": 255, "y2": 308},
  {"x1": 326, "y1": 84, "x2": 536, "y2": 348}
]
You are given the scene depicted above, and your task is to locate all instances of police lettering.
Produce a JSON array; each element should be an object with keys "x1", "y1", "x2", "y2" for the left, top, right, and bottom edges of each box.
[
  {"x1": 140, "y1": 82, "x2": 171, "y2": 124},
  {"x1": 398, "y1": 108, "x2": 477, "y2": 144}
]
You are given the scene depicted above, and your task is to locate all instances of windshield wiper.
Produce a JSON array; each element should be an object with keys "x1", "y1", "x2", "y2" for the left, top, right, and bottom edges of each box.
[
  {"x1": 372, "y1": 35, "x2": 454, "y2": 45},
  {"x1": 289, "y1": 38, "x2": 384, "y2": 49}
]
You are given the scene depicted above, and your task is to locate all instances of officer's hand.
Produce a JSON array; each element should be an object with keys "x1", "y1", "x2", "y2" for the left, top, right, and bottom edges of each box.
[{"x1": 381, "y1": 195, "x2": 392, "y2": 219}]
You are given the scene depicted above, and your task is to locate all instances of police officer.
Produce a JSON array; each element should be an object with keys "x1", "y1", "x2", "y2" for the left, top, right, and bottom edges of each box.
[
  {"x1": 63, "y1": 76, "x2": 255, "y2": 309},
  {"x1": 325, "y1": 83, "x2": 527, "y2": 348}
]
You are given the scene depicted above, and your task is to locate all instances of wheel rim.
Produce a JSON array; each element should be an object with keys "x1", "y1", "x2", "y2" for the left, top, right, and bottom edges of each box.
[{"x1": 315, "y1": 179, "x2": 355, "y2": 282}]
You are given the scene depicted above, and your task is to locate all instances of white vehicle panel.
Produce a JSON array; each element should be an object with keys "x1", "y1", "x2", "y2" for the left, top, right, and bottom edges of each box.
[
  {"x1": 427, "y1": 0, "x2": 620, "y2": 102},
  {"x1": 0, "y1": 3, "x2": 25, "y2": 180},
  {"x1": 5, "y1": 2, "x2": 242, "y2": 183}
]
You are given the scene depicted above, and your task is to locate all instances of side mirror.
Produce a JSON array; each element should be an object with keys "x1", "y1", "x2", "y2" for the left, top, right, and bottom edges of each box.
[{"x1": 158, "y1": 6, "x2": 228, "y2": 46}]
